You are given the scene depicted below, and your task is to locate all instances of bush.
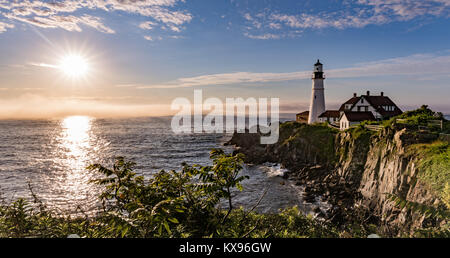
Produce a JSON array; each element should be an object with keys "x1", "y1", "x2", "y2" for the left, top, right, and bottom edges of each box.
[
  {"x1": 384, "y1": 105, "x2": 444, "y2": 130},
  {"x1": 0, "y1": 149, "x2": 340, "y2": 238}
]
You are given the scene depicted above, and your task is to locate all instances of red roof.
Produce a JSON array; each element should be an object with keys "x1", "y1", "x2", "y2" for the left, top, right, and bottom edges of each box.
[
  {"x1": 296, "y1": 111, "x2": 309, "y2": 117},
  {"x1": 363, "y1": 95, "x2": 402, "y2": 117},
  {"x1": 339, "y1": 97, "x2": 360, "y2": 111},
  {"x1": 339, "y1": 94, "x2": 402, "y2": 118},
  {"x1": 319, "y1": 110, "x2": 340, "y2": 118},
  {"x1": 342, "y1": 111, "x2": 375, "y2": 122}
]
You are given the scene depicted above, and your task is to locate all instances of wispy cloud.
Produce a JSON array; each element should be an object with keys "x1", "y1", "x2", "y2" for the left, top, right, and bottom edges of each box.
[
  {"x1": 19, "y1": 88, "x2": 44, "y2": 91},
  {"x1": 243, "y1": 0, "x2": 450, "y2": 39},
  {"x1": 143, "y1": 35, "x2": 154, "y2": 41},
  {"x1": 135, "y1": 52, "x2": 450, "y2": 89},
  {"x1": 0, "y1": 0, "x2": 191, "y2": 36},
  {"x1": 244, "y1": 32, "x2": 281, "y2": 40},
  {"x1": 139, "y1": 21, "x2": 156, "y2": 30},
  {"x1": 0, "y1": 94, "x2": 174, "y2": 119},
  {"x1": 6, "y1": 14, "x2": 115, "y2": 33},
  {"x1": 28, "y1": 62, "x2": 59, "y2": 69},
  {"x1": 0, "y1": 21, "x2": 14, "y2": 33}
]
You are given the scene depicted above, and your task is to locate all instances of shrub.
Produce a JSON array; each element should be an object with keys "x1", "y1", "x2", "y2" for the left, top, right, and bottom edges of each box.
[{"x1": 0, "y1": 149, "x2": 340, "y2": 238}]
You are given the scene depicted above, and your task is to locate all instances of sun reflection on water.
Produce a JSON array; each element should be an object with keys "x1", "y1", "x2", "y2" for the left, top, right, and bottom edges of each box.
[
  {"x1": 62, "y1": 116, "x2": 91, "y2": 159},
  {"x1": 63, "y1": 116, "x2": 91, "y2": 140},
  {"x1": 51, "y1": 116, "x2": 100, "y2": 214}
]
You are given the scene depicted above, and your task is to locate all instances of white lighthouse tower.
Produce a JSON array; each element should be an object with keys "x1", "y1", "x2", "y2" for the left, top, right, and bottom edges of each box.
[{"x1": 308, "y1": 60, "x2": 326, "y2": 124}]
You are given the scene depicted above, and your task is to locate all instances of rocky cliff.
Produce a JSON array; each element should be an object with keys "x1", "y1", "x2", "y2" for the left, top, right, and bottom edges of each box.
[{"x1": 227, "y1": 121, "x2": 448, "y2": 236}]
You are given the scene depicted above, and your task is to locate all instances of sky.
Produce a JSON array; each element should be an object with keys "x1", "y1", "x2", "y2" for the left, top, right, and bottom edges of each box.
[{"x1": 0, "y1": 0, "x2": 449, "y2": 118}]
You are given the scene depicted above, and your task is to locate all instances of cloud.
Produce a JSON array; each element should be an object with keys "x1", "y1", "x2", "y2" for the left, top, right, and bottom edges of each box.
[
  {"x1": 0, "y1": 21, "x2": 14, "y2": 33},
  {"x1": 5, "y1": 12, "x2": 115, "y2": 33},
  {"x1": 0, "y1": 94, "x2": 174, "y2": 119},
  {"x1": 28, "y1": 62, "x2": 58, "y2": 69},
  {"x1": 136, "y1": 52, "x2": 450, "y2": 88},
  {"x1": 19, "y1": 88, "x2": 44, "y2": 91},
  {"x1": 168, "y1": 24, "x2": 181, "y2": 32},
  {"x1": 139, "y1": 21, "x2": 156, "y2": 30},
  {"x1": 78, "y1": 15, "x2": 115, "y2": 33},
  {"x1": 144, "y1": 35, "x2": 153, "y2": 41},
  {"x1": 243, "y1": 0, "x2": 450, "y2": 39},
  {"x1": 244, "y1": 32, "x2": 281, "y2": 40},
  {"x1": 0, "y1": 0, "x2": 191, "y2": 35}
]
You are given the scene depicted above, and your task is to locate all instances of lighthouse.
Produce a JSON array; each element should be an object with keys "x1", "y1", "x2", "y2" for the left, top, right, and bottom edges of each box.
[{"x1": 308, "y1": 60, "x2": 326, "y2": 124}]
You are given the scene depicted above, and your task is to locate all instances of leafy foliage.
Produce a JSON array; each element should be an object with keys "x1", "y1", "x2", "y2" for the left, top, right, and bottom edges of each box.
[
  {"x1": 383, "y1": 105, "x2": 445, "y2": 131},
  {"x1": 84, "y1": 149, "x2": 249, "y2": 237},
  {"x1": 0, "y1": 149, "x2": 339, "y2": 238}
]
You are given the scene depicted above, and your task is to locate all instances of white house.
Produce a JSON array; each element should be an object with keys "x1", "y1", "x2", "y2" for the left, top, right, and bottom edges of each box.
[
  {"x1": 340, "y1": 111, "x2": 376, "y2": 130},
  {"x1": 296, "y1": 111, "x2": 309, "y2": 124},
  {"x1": 318, "y1": 110, "x2": 340, "y2": 124},
  {"x1": 339, "y1": 91, "x2": 402, "y2": 120},
  {"x1": 338, "y1": 91, "x2": 402, "y2": 130},
  {"x1": 296, "y1": 61, "x2": 403, "y2": 130}
]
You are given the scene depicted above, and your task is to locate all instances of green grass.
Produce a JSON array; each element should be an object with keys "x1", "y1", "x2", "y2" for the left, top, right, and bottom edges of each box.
[
  {"x1": 408, "y1": 141, "x2": 450, "y2": 209},
  {"x1": 346, "y1": 124, "x2": 375, "y2": 141},
  {"x1": 383, "y1": 105, "x2": 447, "y2": 131},
  {"x1": 280, "y1": 122, "x2": 339, "y2": 165}
]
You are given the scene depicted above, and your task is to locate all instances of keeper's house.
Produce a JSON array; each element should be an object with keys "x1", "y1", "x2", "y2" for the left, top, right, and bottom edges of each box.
[
  {"x1": 339, "y1": 111, "x2": 375, "y2": 130},
  {"x1": 296, "y1": 111, "x2": 309, "y2": 124},
  {"x1": 338, "y1": 91, "x2": 402, "y2": 130},
  {"x1": 318, "y1": 110, "x2": 340, "y2": 124},
  {"x1": 295, "y1": 61, "x2": 403, "y2": 131}
]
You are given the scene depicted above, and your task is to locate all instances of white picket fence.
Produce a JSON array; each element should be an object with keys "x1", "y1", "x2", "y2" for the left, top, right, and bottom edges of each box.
[{"x1": 364, "y1": 124, "x2": 383, "y2": 132}]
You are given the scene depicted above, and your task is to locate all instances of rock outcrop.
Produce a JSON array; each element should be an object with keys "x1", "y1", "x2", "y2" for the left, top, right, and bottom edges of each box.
[{"x1": 227, "y1": 122, "x2": 443, "y2": 236}]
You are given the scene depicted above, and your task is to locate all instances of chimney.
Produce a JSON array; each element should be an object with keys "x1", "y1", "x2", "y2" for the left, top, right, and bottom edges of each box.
[
  {"x1": 353, "y1": 93, "x2": 357, "y2": 97},
  {"x1": 367, "y1": 91, "x2": 370, "y2": 96},
  {"x1": 381, "y1": 92, "x2": 384, "y2": 96}
]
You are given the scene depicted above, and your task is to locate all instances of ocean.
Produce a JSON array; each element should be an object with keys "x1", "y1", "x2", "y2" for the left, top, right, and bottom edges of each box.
[{"x1": 0, "y1": 116, "x2": 323, "y2": 216}]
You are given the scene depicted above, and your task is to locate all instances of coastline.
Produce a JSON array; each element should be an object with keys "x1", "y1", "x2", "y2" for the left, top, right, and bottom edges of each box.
[{"x1": 226, "y1": 111, "x2": 449, "y2": 236}]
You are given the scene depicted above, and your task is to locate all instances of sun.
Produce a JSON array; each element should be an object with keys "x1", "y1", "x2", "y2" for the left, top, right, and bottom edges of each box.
[{"x1": 58, "y1": 54, "x2": 90, "y2": 78}]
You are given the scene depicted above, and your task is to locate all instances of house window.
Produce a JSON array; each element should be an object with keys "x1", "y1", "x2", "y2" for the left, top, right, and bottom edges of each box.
[
  {"x1": 365, "y1": 106, "x2": 369, "y2": 111},
  {"x1": 361, "y1": 99, "x2": 364, "y2": 104}
]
